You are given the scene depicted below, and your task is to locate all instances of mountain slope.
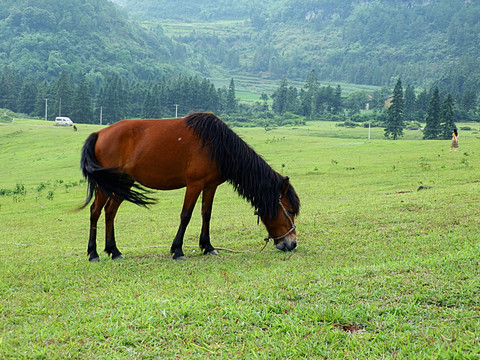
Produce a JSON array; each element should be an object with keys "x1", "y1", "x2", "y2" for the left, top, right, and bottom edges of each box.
[
  {"x1": 114, "y1": 0, "x2": 480, "y2": 93},
  {"x1": 0, "y1": 0, "x2": 179, "y2": 81}
]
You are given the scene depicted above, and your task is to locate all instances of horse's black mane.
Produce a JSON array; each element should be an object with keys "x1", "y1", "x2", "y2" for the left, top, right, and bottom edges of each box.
[{"x1": 185, "y1": 112, "x2": 300, "y2": 219}]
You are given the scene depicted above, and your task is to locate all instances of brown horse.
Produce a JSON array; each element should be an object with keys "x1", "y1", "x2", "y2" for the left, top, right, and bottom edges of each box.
[{"x1": 80, "y1": 112, "x2": 300, "y2": 261}]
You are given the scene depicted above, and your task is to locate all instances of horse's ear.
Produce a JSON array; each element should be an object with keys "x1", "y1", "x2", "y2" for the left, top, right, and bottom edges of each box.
[{"x1": 281, "y1": 176, "x2": 290, "y2": 195}]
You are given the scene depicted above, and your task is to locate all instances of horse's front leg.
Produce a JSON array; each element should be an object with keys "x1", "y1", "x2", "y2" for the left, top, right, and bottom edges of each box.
[
  {"x1": 199, "y1": 186, "x2": 218, "y2": 255},
  {"x1": 171, "y1": 186, "x2": 202, "y2": 260},
  {"x1": 88, "y1": 191, "x2": 108, "y2": 262},
  {"x1": 104, "y1": 197, "x2": 124, "y2": 260}
]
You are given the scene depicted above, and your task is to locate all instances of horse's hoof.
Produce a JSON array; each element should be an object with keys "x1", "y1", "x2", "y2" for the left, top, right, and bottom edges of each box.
[
  {"x1": 89, "y1": 257, "x2": 100, "y2": 262},
  {"x1": 112, "y1": 254, "x2": 124, "y2": 260},
  {"x1": 207, "y1": 250, "x2": 219, "y2": 256},
  {"x1": 173, "y1": 255, "x2": 187, "y2": 261}
]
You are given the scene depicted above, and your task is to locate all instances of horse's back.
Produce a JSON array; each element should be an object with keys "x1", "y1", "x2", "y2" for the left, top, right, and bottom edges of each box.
[{"x1": 94, "y1": 118, "x2": 221, "y2": 190}]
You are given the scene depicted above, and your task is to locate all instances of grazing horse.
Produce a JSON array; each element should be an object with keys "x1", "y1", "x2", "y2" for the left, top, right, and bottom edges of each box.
[{"x1": 80, "y1": 112, "x2": 300, "y2": 261}]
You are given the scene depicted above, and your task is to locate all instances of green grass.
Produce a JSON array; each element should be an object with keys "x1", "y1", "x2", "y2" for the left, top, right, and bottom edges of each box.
[{"x1": 1, "y1": 119, "x2": 480, "y2": 358}]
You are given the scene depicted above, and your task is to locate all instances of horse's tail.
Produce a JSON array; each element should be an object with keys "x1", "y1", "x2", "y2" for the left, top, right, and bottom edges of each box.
[{"x1": 79, "y1": 132, "x2": 155, "y2": 209}]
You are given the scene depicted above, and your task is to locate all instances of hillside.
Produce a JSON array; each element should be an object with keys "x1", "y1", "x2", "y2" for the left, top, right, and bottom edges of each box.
[
  {"x1": 114, "y1": 0, "x2": 480, "y2": 94},
  {"x1": 1, "y1": 0, "x2": 479, "y2": 97},
  {"x1": 0, "y1": 0, "x2": 180, "y2": 81}
]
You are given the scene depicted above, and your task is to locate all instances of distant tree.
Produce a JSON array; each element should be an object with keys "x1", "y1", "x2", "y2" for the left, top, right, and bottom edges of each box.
[
  {"x1": 345, "y1": 90, "x2": 368, "y2": 115},
  {"x1": 415, "y1": 88, "x2": 429, "y2": 120},
  {"x1": 128, "y1": 80, "x2": 149, "y2": 118},
  {"x1": 0, "y1": 66, "x2": 19, "y2": 112},
  {"x1": 72, "y1": 74, "x2": 93, "y2": 124},
  {"x1": 440, "y1": 93, "x2": 455, "y2": 140},
  {"x1": 423, "y1": 87, "x2": 441, "y2": 139},
  {"x1": 226, "y1": 78, "x2": 237, "y2": 113},
  {"x1": 315, "y1": 85, "x2": 333, "y2": 114},
  {"x1": 302, "y1": 69, "x2": 319, "y2": 117},
  {"x1": 143, "y1": 83, "x2": 162, "y2": 118},
  {"x1": 260, "y1": 92, "x2": 269, "y2": 111},
  {"x1": 461, "y1": 88, "x2": 477, "y2": 112},
  {"x1": 55, "y1": 71, "x2": 75, "y2": 117},
  {"x1": 370, "y1": 87, "x2": 391, "y2": 111},
  {"x1": 216, "y1": 87, "x2": 227, "y2": 113},
  {"x1": 18, "y1": 78, "x2": 38, "y2": 115},
  {"x1": 384, "y1": 78, "x2": 404, "y2": 140},
  {"x1": 272, "y1": 78, "x2": 288, "y2": 115},
  {"x1": 97, "y1": 72, "x2": 127, "y2": 124},
  {"x1": 33, "y1": 81, "x2": 50, "y2": 119},
  {"x1": 285, "y1": 86, "x2": 300, "y2": 114},
  {"x1": 332, "y1": 85, "x2": 343, "y2": 114},
  {"x1": 403, "y1": 84, "x2": 416, "y2": 122}
]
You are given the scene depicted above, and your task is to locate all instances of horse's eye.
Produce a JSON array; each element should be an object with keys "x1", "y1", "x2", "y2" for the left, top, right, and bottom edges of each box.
[{"x1": 287, "y1": 210, "x2": 295, "y2": 216}]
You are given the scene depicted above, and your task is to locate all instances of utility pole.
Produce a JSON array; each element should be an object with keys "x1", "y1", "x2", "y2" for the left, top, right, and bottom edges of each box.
[
  {"x1": 175, "y1": 104, "x2": 179, "y2": 118},
  {"x1": 99, "y1": 106, "x2": 103, "y2": 125},
  {"x1": 58, "y1": 97, "x2": 62, "y2": 116},
  {"x1": 44, "y1": 99, "x2": 48, "y2": 121}
]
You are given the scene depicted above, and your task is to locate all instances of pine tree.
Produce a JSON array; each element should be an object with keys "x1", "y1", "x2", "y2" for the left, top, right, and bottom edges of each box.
[
  {"x1": 384, "y1": 78, "x2": 404, "y2": 140},
  {"x1": 72, "y1": 74, "x2": 93, "y2": 124},
  {"x1": 272, "y1": 78, "x2": 288, "y2": 115},
  {"x1": 440, "y1": 93, "x2": 455, "y2": 140},
  {"x1": 302, "y1": 69, "x2": 319, "y2": 117},
  {"x1": 18, "y1": 78, "x2": 38, "y2": 115},
  {"x1": 143, "y1": 83, "x2": 162, "y2": 119},
  {"x1": 403, "y1": 84, "x2": 417, "y2": 122},
  {"x1": 55, "y1": 71, "x2": 75, "y2": 117},
  {"x1": 33, "y1": 81, "x2": 49, "y2": 119},
  {"x1": 332, "y1": 85, "x2": 342, "y2": 114},
  {"x1": 415, "y1": 88, "x2": 429, "y2": 121},
  {"x1": 226, "y1": 78, "x2": 237, "y2": 114},
  {"x1": 97, "y1": 72, "x2": 126, "y2": 124},
  {"x1": 0, "y1": 66, "x2": 20, "y2": 112},
  {"x1": 423, "y1": 87, "x2": 441, "y2": 139}
]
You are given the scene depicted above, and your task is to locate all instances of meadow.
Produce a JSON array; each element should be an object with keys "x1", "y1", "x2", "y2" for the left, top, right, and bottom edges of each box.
[{"x1": 0, "y1": 118, "x2": 479, "y2": 359}]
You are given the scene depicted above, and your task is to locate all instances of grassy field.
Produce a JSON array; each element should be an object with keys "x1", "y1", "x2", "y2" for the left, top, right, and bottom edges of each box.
[{"x1": 1, "y1": 118, "x2": 480, "y2": 359}]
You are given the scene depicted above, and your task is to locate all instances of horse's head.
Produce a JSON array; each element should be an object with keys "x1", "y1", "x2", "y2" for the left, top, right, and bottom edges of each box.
[{"x1": 261, "y1": 177, "x2": 300, "y2": 252}]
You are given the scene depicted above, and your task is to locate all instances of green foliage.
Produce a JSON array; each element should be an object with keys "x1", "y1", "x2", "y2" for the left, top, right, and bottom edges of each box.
[
  {"x1": 423, "y1": 87, "x2": 441, "y2": 139},
  {"x1": 0, "y1": 0, "x2": 179, "y2": 81},
  {"x1": 2, "y1": 0, "x2": 480, "y2": 101},
  {"x1": 384, "y1": 78, "x2": 404, "y2": 140},
  {"x1": 2, "y1": 0, "x2": 480, "y2": 127},
  {"x1": 122, "y1": 0, "x2": 480, "y2": 95},
  {"x1": 440, "y1": 93, "x2": 455, "y2": 140}
]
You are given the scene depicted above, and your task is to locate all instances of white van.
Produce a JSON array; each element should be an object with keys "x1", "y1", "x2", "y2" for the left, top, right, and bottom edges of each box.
[{"x1": 55, "y1": 117, "x2": 73, "y2": 126}]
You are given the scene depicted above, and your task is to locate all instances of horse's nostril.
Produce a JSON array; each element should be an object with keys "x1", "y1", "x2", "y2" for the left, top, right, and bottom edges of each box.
[
  {"x1": 275, "y1": 243, "x2": 287, "y2": 251},
  {"x1": 290, "y1": 241, "x2": 297, "y2": 250}
]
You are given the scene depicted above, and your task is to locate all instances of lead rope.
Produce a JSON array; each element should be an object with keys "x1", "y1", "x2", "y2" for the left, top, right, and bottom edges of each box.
[{"x1": 258, "y1": 237, "x2": 270, "y2": 253}]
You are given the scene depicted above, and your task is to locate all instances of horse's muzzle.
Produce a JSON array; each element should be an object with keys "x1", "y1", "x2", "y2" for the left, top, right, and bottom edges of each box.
[{"x1": 275, "y1": 240, "x2": 297, "y2": 252}]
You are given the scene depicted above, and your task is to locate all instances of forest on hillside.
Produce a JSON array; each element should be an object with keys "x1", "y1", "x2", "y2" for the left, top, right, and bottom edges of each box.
[
  {"x1": 0, "y1": 0, "x2": 180, "y2": 83},
  {"x1": 1, "y1": 0, "x2": 480, "y2": 96},
  {"x1": 116, "y1": 0, "x2": 480, "y2": 95},
  {"x1": 1, "y1": 0, "x2": 480, "y2": 131}
]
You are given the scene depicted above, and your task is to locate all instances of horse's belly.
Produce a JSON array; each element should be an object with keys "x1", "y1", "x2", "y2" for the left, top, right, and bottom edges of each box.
[{"x1": 127, "y1": 149, "x2": 221, "y2": 191}]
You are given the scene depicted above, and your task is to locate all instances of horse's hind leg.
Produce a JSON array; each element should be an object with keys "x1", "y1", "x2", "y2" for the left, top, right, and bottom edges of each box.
[
  {"x1": 171, "y1": 185, "x2": 202, "y2": 260},
  {"x1": 199, "y1": 186, "x2": 218, "y2": 255},
  {"x1": 88, "y1": 190, "x2": 108, "y2": 262},
  {"x1": 104, "y1": 197, "x2": 124, "y2": 260}
]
